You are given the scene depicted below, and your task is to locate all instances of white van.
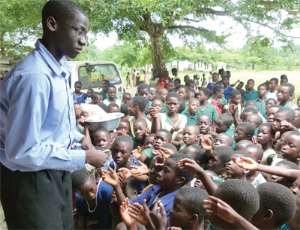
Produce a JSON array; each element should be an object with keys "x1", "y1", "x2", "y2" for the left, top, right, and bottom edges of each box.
[{"x1": 66, "y1": 61, "x2": 123, "y2": 100}]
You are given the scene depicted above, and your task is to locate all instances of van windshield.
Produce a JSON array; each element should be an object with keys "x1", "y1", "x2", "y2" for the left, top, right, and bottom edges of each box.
[{"x1": 78, "y1": 63, "x2": 121, "y2": 89}]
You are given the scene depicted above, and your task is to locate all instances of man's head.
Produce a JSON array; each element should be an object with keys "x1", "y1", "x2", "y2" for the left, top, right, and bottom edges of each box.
[
  {"x1": 42, "y1": 0, "x2": 89, "y2": 59},
  {"x1": 277, "y1": 83, "x2": 294, "y2": 104}
]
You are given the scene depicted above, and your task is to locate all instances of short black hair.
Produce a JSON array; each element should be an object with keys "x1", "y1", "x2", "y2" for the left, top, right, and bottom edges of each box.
[
  {"x1": 237, "y1": 122, "x2": 256, "y2": 138},
  {"x1": 157, "y1": 129, "x2": 172, "y2": 142},
  {"x1": 167, "y1": 92, "x2": 180, "y2": 101},
  {"x1": 113, "y1": 135, "x2": 134, "y2": 151},
  {"x1": 42, "y1": 0, "x2": 85, "y2": 30},
  {"x1": 270, "y1": 78, "x2": 279, "y2": 84},
  {"x1": 213, "y1": 84, "x2": 224, "y2": 94},
  {"x1": 198, "y1": 87, "x2": 211, "y2": 97},
  {"x1": 282, "y1": 83, "x2": 295, "y2": 96},
  {"x1": 137, "y1": 83, "x2": 150, "y2": 93},
  {"x1": 230, "y1": 89, "x2": 241, "y2": 98},
  {"x1": 74, "y1": 80, "x2": 82, "y2": 86},
  {"x1": 213, "y1": 146, "x2": 234, "y2": 166},
  {"x1": 71, "y1": 168, "x2": 92, "y2": 191},
  {"x1": 218, "y1": 113, "x2": 234, "y2": 128},
  {"x1": 132, "y1": 96, "x2": 148, "y2": 112},
  {"x1": 120, "y1": 104, "x2": 129, "y2": 115},
  {"x1": 176, "y1": 186, "x2": 208, "y2": 223},
  {"x1": 160, "y1": 143, "x2": 177, "y2": 155},
  {"x1": 257, "y1": 182, "x2": 296, "y2": 227},
  {"x1": 276, "y1": 107, "x2": 295, "y2": 122},
  {"x1": 214, "y1": 179, "x2": 260, "y2": 220}
]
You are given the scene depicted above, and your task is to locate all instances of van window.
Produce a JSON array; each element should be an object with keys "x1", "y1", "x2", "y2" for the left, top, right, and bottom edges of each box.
[{"x1": 78, "y1": 64, "x2": 121, "y2": 89}]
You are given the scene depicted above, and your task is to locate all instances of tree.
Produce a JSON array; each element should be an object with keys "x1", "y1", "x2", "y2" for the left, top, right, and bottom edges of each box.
[
  {"x1": 0, "y1": 0, "x2": 44, "y2": 57},
  {"x1": 78, "y1": 0, "x2": 300, "y2": 77}
]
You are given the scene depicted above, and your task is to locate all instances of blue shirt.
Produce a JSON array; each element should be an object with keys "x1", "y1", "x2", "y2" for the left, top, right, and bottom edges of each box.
[
  {"x1": 130, "y1": 184, "x2": 178, "y2": 221},
  {"x1": 224, "y1": 86, "x2": 234, "y2": 100},
  {"x1": 0, "y1": 40, "x2": 85, "y2": 172},
  {"x1": 73, "y1": 92, "x2": 87, "y2": 104}
]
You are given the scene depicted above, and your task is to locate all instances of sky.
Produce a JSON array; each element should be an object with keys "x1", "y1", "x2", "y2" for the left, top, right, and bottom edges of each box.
[{"x1": 93, "y1": 16, "x2": 300, "y2": 50}]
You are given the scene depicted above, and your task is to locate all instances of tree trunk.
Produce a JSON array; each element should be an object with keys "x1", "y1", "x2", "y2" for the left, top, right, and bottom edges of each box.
[
  {"x1": 0, "y1": 33, "x2": 5, "y2": 57},
  {"x1": 149, "y1": 33, "x2": 165, "y2": 78}
]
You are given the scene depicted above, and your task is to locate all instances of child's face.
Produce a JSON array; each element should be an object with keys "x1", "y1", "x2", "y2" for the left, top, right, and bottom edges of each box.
[
  {"x1": 257, "y1": 125, "x2": 272, "y2": 145},
  {"x1": 134, "y1": 121, "x2": 147, "y2": 141},
  {"x1": 93, "y1": 131, "x2": 111, "y2": 148},
  {"x1": 149, "y1": 88, "x2": 157, "y2": 101},
  {"x1": 157, "y1": 158, "x2": 179, "y2": 191},
  {"x1": 80, "y1": 176, "x2": 97, "y2": 200},
  {"x1": 170, "y1": 194, "x2": 193, "y2": 229},
  {"x1": 268, "y1": 80, "x2": 277, "y2": 91},
  {"x1": 198, "y1": 116, "x2": 211, "y2": 134},
  {"x1": 197, "y1": 91, "x2": 208, "y2": 102},
  {"x1": 172, "y1": 132, "x2": 184, "y2": 149},
  {"x1": 166, "y1": 97, "x2": 180, "y2": 114},
  {"x1": 159, "y1": 89, "x2": 168, "y2": 102},
  {"x1": 231, "y1": 94, "x2": 242, "y2": 105},
  {"x1": 107, "y1": 87, "x2": 116, "y2": 99},
  {"x1": 183, "y1": 126, "x2": 199, "y2": 145},
  {"x1": 152, "y1": 100, "x2": 162, "y2": 111},
  {"x1": 177, "y1": 88, "x2": 186, "y2": 100},
  {"x1": 216, "y1": 89, "x2": 224, "y2": 99},
  {"x1": 258, "y1": 85, "x2": 267, "y2": 97},
  {"x1": 153, "y1": 131, "x2": 169, "y2": 149},
  {"x1": 272, "y1": 111, "x2": 289, "y2": 132},
  {"x1": 277, "y1": 86, "x2": 290, "y2": 103},
  {"x1": 214, "y1": 119, "x2": 227, "y2": 133},
  {"x1": 188, "y1": 101, "x2": 199, "y2": 114},
  {"x1": 267, "y1": 107, "x2": 279, "y2": 123},
  {"x1": 111, "y1": 141, "x2": 131, "y2": 168},
  {"x1": 108, "y1": 105, "x2": 120, "y2": 113},
  {"x1": 139, "y1": 88, "x2": 149, "y2": 98},
  {"x1": 280, "y1": 133, "x2": 300, "y2": 162},
  {"x1": 208, "y1": 154, "x2": 223, "y2": 175},
  {"x1": 214, "y1": 134, "x2": 231, "y2": 147},
  {"x1": 116, "y1": 121, "x2": 129, "y2": 135},
  {"x1": 266, "y1": 99, "x2": 276, "y2": 109},
  {"x1": 234, "y1": 127, "x2": 248, "y2": 142},
  {"x1": 75, "y1": 83, "x2": 82, "y2": 93},
  {"x1": 246, "y1": 80, "x2": 254, "y2": 90}
]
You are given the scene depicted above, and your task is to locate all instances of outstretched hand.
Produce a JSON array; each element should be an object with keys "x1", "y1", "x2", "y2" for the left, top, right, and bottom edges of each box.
[
  {"x1": 177, "y1": 158, "x2": 204, "y2": 175},
  {"x1": 120, "y1": 198, "x2": 135, "y2": 226},
  {"x1": 102, "y1": 167, "x2": 119, "y2": 187},
  {"x1": 233, "y1": 156, "x2": 258, "y2": 171}
]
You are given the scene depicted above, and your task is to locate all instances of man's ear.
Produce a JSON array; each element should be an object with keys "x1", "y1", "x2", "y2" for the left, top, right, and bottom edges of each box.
[
  {"x1": 46, "y1": 16, "x2": 58, "y2": 32},
  {"x1": 264, "y1": 209, "x2": 273, "y2": 220}
]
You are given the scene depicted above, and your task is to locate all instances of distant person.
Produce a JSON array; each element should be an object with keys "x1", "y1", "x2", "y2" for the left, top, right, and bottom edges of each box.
[
  {"x1": 266, "y1": 77, "x2": 279, "y2": 100},
  {"x1": 243, "y1": 79, "x2": 258, "y2": 103},
  {"x1": 73, "y1": 81, "x2": 87, "y2": 104},
  {"x1": 280, "y1": 74, "x2": 288, "y2": 85}
]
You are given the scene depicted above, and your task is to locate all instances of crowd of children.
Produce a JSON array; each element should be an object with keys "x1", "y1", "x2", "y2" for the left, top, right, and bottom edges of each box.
[{"x1": 72, "y1": 70, "x2": 300, "y2": 230}]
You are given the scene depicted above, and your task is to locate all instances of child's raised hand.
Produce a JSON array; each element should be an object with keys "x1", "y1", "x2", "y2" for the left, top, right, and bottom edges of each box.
[
  {"x1": 101, "y1": 167, "x2": 119, "y2": 187},
  {"x1": 200, "y1": 134, "x2": 214, "y2": 151},
  {"x1": 150, "y1": 201, "x2": 167, "y2": 230},
  {"x1": 120, "y1": 198, "x2": 135, "y2": 227},
  {"x1": 177, "y1": 158, "x2": 204, "y2": 175},
  {"x1": 132, "y1": 146, "x2": 143, "y2": 159},
  {"x1": 280, "y1": 120, "x2": 297, "y2": 132},
  {"x1": 233, "y1": 156, "x2": 258, "y2": 171},
  {"x1": 203, "y1": 195, "x2": 239, "y2": 224},
  {"x1": 129, "y1": 200, "x2": 152, "y2": 226}
]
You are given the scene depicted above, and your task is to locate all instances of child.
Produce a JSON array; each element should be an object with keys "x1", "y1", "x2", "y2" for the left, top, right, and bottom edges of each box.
[
  {"x1": 197, "y1": 115, "x2": 211, "y2": 135},
  {"x1": 280, "y1": 131, "x2": 300, "y2": 164},
  {"x1": 172, "y1": 131, "x2": 184, "y2": 150},
  {"x1": 266, "y1": 104, "x2": 280, "y2": 123},
  {"x1": 103, "y1": 153, "x2": 193, "y2": 223},
  {"x1": 214, "y1": 133, "x2": 233, "y2": 148},
  {"x1": 152, "y1": 92, "x2": 187, "y2": 138},
  {"x1": 132, "y1": 119, "x2": 149, "y2": 148},
  {"x1": 272, "y1": 108, "x2": 296, "y2": 135},
  {"x1": 177, "y1": 86, "x2": 188, "y2": 102},
  {"x1": 103, "y1": 85, "x2": 121, "y2": 106},
  {"x1": 169, "y1": 186, "x2": 208, "y2": 230},
  {"x1": 210, "y1": 179, "x2": 260, "y2": 229},
  {"x1": 196, "y1": 87, "x2": 218, "y2": 122},
  {"x1": 91, "y1": 128, "x2": 111, "y2": 150},
  {"x1": 253, "y1": 182, "x2": 296, "y2": 230},
  {"x1": 243, "y1": 79, "x2": 258, "y2": 103},
  {"x1": 73, "y1": 81, "x2": 87, "y2": 104},
  {"x1": 214, "y1": 113, "x2": 234, "y2": 137},
  {"x1": 115, "y1": 120, "x2": 130, "y2": 136},
  {"x1": 182, "y1": 125, "x2": 200, "y2": 148},
  {"x1": 181, "y1": 98, "x2": 200, "y2": 125},
  {"x1": 209, "y1": 84, "x2": 226, "y2": 115},
  {"x1": 108, "y1": 103, "x2": 120, "y2": 113},
  {"x1": 137, "y1": 83, "x2": 150, "y2": 98},
  {"x1": 266, "y1": 78, "x2": 278, "y2": 100},
  {"x1": 255, "y1": 83, "x2": 267, "y2": 118},
  {"x1": 256, "y1": 123, "x2": 277, "y2": 165},
  {"x1": 277, "y1": 83, "x2": 297, "y2": 109},
  {"x1": 234, "y1": 122, "x2": 255, "y2": 143},
  {"x1": 72, "y1": 169, "x2": 113, "y2": 229}
]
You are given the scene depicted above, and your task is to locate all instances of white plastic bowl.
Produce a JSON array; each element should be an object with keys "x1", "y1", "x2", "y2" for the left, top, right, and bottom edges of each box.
[{"x1": 85, "y1": 112, "x2": 124, "y2": 131}]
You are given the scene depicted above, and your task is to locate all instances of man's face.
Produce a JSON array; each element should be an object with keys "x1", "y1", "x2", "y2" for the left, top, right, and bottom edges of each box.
[
  {"x1": 55, "y1": 11, "x2": 89, "y2": 58},
  {"x1": 277, "y1": 86, "x2": 290, "y2": 103}
]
